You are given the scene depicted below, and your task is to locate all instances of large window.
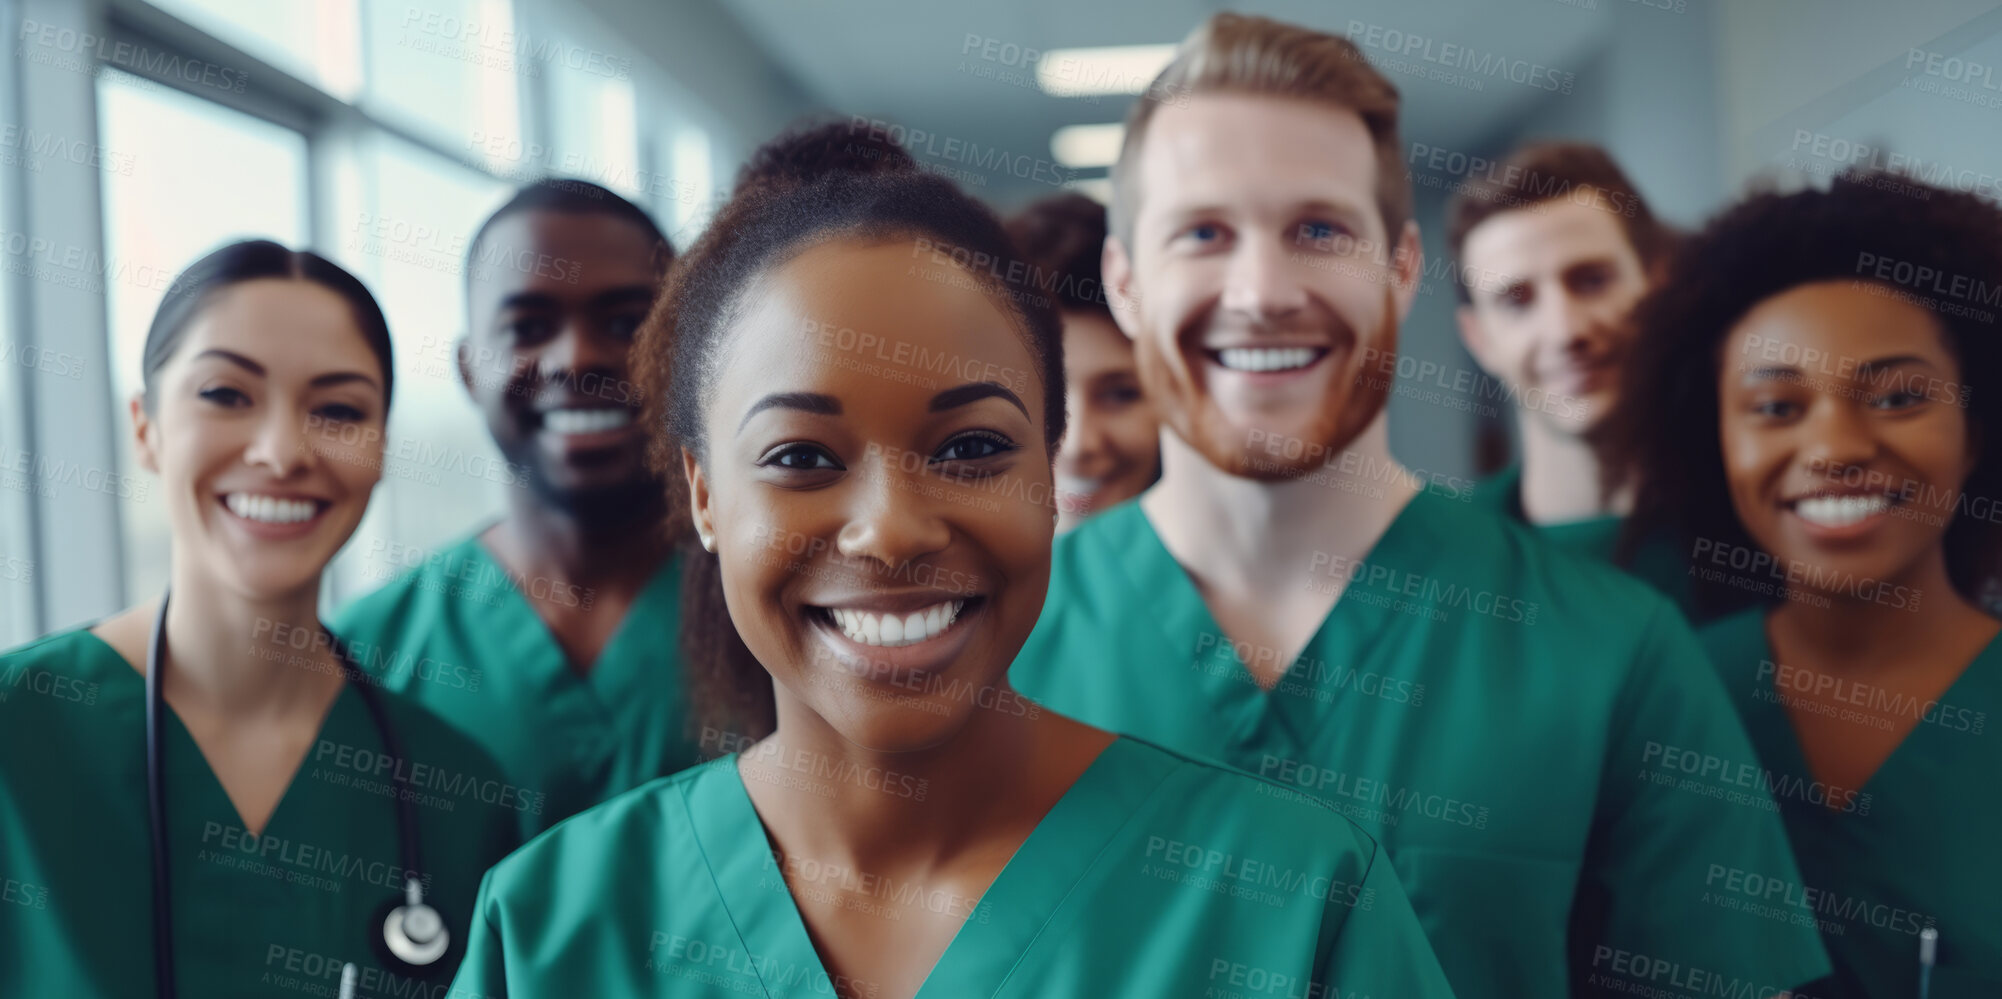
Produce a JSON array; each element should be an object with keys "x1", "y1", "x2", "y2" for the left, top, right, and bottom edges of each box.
[
  {"x1": 145, "y1": 0, "x2": 362, "y2": 98},
  {"x1": 3, "y1": 0, "x2": 753, "y2": 630},
  {"x1": 360, "y1": 0, "x2": 518, "y2": 157},
  {"x1": 96, "y1": 67, "x2": 311, "y2": 605}
]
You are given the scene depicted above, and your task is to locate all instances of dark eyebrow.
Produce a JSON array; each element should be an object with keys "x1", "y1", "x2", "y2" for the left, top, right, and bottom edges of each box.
[
  {"x1": 192, "y1": 349, "x2": 378, "y2": 391},
  {"x1": 496, "y1": 291, "x2": 560, "y2": 312},
  {"x1": 1741, "y1": 365, "x2": 1805, "y2": 383},
  {"x1": 192, "y1": 350, "x2": 378, "y2": 392},
  {"x1": 1562, "y1": 256, "x2": 1619, "y2": 274},
  {"x1": 590, "y1": 286, "x2": 656, "y2": 311},
  {"x1": 311, "y1": 371, "x2": 382, "y2": 391},
  {"x1": 739, "y1": 391, "x2": 841, "y2": 431},
  {"x1": 1856, "y1": 355, "x2": 1930, "y2": 378},
  {"x1": 930, "y1": 381, "x2": 1028, "y2": 419},
  {"x1": 192, "y1": 349, "x2": 264, "y2": 376}
]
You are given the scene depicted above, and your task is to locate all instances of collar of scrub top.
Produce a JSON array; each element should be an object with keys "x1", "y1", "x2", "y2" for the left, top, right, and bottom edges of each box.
[{"x1": 144, "y1": 591, "x2": 437, "y2": 999}]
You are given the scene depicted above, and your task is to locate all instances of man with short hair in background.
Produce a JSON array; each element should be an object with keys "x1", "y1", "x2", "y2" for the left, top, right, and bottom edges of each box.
[
  {"x1": 1449, "y1": 141, "x2": 1693, "y2": 613},
  {"x1": 334, "y1": 179, "x2": 698, "y2": 838}
]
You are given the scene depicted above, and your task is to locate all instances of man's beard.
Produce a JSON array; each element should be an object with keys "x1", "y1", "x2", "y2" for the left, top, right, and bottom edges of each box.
[
  {"x1": 505, "y1": 437, "x2": 673, "y2": 530},
  {"x1": 1135, "y1": 296, "x2": 1397, "y2": 482}
]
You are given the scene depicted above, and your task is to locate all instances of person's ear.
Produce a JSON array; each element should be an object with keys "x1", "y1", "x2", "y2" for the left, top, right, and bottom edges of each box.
[
  {"x1": 1456, "y1": 305, "x2": 1496, "y2": 376},
  {"x1": 683, "y1": 447, "x2": 717, "y2": 553},
  {"x1": 455, "y1": 337, "x2": 477, "y2": 398},
  {"x1": 1101, "y1": 235, "x2": 1140, "y2": 341},
  {"x1": 130, "y1": 394, "x2": 161, "y2": 475},
  {"x1": 1388, "y1": 220, "x2": 1424, "y2": 322}
]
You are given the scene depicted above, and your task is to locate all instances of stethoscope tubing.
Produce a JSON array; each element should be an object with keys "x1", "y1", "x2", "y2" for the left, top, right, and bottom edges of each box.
[{"x1": 144, "y1": 592, "x2": 428, "y2": 999}]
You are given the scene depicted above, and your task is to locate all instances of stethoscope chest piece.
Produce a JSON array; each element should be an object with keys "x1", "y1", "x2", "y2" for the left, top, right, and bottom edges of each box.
[
  {"x1": 146, "y1": 592, "x2": 448, "y2": 997},
  {"x1": 379, "y1": 876, "x2": 450, "y2": 969}
]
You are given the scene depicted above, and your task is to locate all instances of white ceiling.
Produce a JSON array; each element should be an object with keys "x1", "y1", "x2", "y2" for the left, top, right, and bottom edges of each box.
[{"x1": 718, "y1": 0, "x2": 1616, "y2": 202}]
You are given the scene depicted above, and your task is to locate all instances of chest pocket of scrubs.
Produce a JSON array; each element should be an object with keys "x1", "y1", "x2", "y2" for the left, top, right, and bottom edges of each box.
[{"x1": 1388, "y1": 844, "x2": 1577, "y2": 995}]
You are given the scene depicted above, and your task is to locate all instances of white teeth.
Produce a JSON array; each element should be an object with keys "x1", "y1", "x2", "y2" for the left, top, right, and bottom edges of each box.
[
  {"x1": 1793, "y1": 494, "x2": 1891, "y2": 527},
  {"x1": 225, "y1": 494, "x2": 319, "y2": 525},
  {"x1": 542, "y1": 408, "x2": 633, "y2": 434},
  {"x1": 1055, "y1": 474, "x2": 1106, "y2": 497},
  {"x1": 1216, "y1": 347, "x2": 1318, "y2": 373},
  {"x1": 827, "y1": 600, "x2": 966, "y2": 648}
]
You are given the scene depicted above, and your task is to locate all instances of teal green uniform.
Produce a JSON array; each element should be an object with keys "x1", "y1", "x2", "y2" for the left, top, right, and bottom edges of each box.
[
  {"x1": 1700, "y1": 609, "x2": 2001, "y2": 996},
  {"x1": 332, "y1": 533, "x2": 698, "y2": 837},
  {"x1": 1012, "y1": 495, "x2": 1831, "y2": 999},
  {"x1": 0, "y1": 628, "x2": 519, "y2": 998},
  {"x1": 1472, "y1": 464, "x2": 1699, "y2": 618},
  {"x1": 450, "y1": 736, "x2": 1456, "y2": 998}
]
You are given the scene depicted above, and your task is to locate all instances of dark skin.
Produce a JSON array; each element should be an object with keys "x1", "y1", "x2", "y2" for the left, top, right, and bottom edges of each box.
[
  {"x1": 459, "y1": 210, "x2": 672, "y2": 671},
  {"x1": 685, "y1": 238, "x2": 1114, "y2": 999},
  {"x1": 1718, "y1": 281, "x2": 1999, "y2": 799}
]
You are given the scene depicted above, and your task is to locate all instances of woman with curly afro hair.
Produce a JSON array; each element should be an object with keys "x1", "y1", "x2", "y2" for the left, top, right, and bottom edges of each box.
[{"x1": 1608, "y1": 170, "x2": 2002, "y2": 995}]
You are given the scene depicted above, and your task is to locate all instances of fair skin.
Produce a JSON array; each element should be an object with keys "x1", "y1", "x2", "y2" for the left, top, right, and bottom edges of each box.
[
  {"x1": 1456, "y1": 192, "x2": 1652, "y2": 524},
  {"x1": 684, "y1": 238, "x2": 1113, "y2": 999},
  {"x1": 460, "y1": 210, "x2": 671, "y2": 671},
  {"x1": 91, "y1": 278, "x2": 388, "y2": 836},
  {"x1": 1053, "y1": 308, "x2": 1158, "y2": 532},
  {"x1": 1104, "y1": 94, "x2": 1423, "y2": 687},
  {"x1": 1718, "y1": 280, "x2": 1997, "y2": 799}
]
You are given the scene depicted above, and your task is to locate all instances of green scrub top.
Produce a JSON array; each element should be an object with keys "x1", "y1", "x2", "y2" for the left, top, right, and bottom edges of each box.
[
  {"x1": 450, "y1": 735, "x2": 1453, "y2": 998},
  {"x1": 0, "y1": 627, "x2": 519, "y2": 998},
  {"x1": 1471, "y1": 464, "x2": 1699, "y2": 620},
  {"x1": 1699, "y1": 609, "x2": 2002, "y2": 996},
  {"x1": 1012, "y1": 495, "x2": 1831, "y2": 999},
  {"x1": 332, "y1": 532, "x2": 699, "y2": 837}
]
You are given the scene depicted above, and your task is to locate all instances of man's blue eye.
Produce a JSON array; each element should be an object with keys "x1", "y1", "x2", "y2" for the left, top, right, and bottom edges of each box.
[{"x1": 1302, "y1": 222, "x2": 1335, "y2": 241}]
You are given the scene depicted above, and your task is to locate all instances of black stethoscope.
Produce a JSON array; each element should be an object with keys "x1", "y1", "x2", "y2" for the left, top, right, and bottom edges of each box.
[{"x1": 145, "y1": 593, "x2": 450, "y2": 998}]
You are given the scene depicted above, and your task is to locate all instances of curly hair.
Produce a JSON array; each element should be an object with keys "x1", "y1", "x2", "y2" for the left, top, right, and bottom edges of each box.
[
  {"x1": 632, "y1": 167, "x2": 1065, "y2": 739},
  {"x1": 1609, "y1": 170, "x2": 2002, "y2": 616},
  {"x1": 730, "y1": 116, "x2": 918, "y2": 195}
]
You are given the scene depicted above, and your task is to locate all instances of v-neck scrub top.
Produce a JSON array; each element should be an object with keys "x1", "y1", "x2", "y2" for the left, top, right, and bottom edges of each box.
[
  {"x1": 332, "y1": 533, "x2": 699, "y2": 837},
  {"x1": 1011, "y1": 495, "x2": 1831, "y2": 999},
  {"x1": 0, "y1": 627, "x2": 519, "y2": 998},
  {"x1": 449, "y1": 736, "x2": 1457, "y2": 998},
  {"x1": 1470, "y1": 464, "x2": 1699, "y2": 619},
  {"x1": 1699, "y1": 609, "x2": 2002, "y2": 996}
]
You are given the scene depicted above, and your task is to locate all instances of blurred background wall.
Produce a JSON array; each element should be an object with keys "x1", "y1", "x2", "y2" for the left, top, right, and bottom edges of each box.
[{"x1": 3, "y1": 0, "x2": 1999, "y2": 644}]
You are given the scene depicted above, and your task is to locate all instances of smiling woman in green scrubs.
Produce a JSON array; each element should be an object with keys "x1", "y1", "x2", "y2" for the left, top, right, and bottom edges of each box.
[
  {"x1": 0, "y1": 241, "x2": 517, "y2": 998},
  {"x1": 448, "y1": 164, "x2": 1455, "y2": 999},
  {"x1": 1613, "y1": 173, "x2": 2002, "y2": 995}
]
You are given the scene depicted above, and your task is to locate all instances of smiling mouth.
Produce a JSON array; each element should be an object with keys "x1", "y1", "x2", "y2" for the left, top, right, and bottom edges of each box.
[
  {"x1": 1782, "y1": 493, "x2": 1901, "y2": 528},
  {"x1": 809, "y1": 598, "x2": 974, "y2": 648},
  {"x1": 1206, "y1": 347, "x2": 1330, "y2": 374},
  {"x1": 221, "y1": 493, "x2": 329, "y2": 525},
  {"x1": 536, "y1": 407, "x2": 635, "y2": 434}
]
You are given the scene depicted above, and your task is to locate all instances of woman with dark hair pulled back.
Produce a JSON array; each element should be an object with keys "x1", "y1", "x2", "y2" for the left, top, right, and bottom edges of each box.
[{"x1": 449, "y1": 148, "x2": 1451, "y2": 998}]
